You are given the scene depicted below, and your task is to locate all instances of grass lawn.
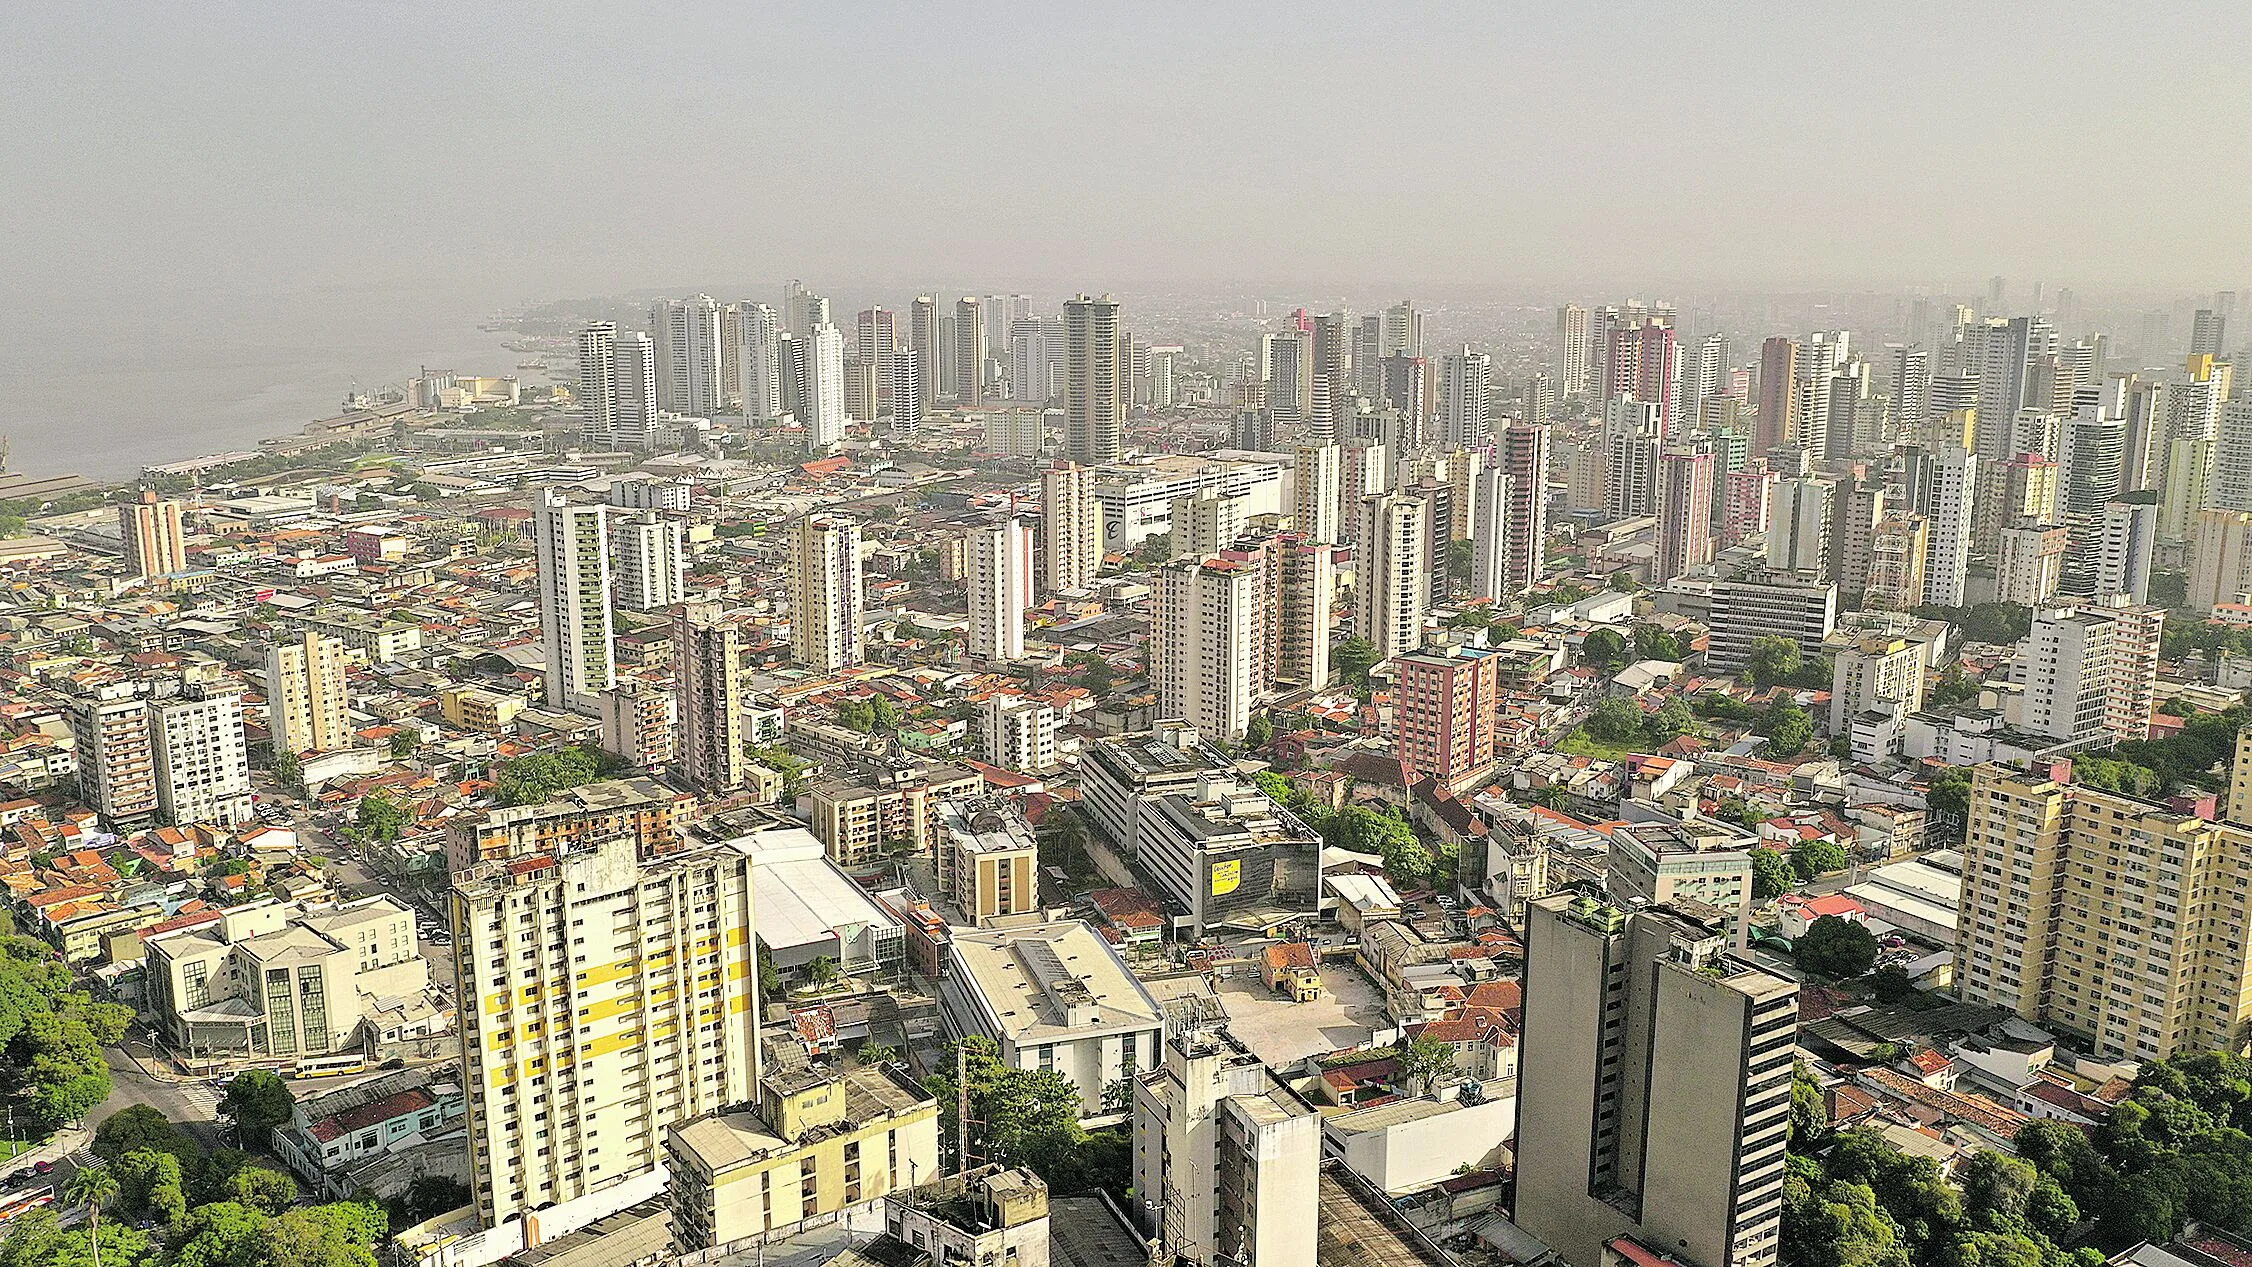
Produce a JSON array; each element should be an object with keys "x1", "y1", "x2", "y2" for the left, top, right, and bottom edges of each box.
[{"x1": 1556, "y1": 728, "x2": 1637, "y2": 761}]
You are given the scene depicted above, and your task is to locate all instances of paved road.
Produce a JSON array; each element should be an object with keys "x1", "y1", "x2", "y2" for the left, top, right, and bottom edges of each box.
[{"x1": 98, "y1": 1046, "x2": 225, "y2": 1150}]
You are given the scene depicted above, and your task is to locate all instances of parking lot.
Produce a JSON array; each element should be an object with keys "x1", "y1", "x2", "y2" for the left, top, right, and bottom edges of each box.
[{"x1": 1205, "y1": 955, "x2": 1392, "y2": 1067}]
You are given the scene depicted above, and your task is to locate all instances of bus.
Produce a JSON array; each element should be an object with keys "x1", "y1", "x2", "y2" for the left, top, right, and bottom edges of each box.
[
  {"x1": 289, "y1": 1053, "x2": 367, "y2": 1080},
  {"x1": 0, "y1": 1187, "x2": 54, "y2": 1224}
]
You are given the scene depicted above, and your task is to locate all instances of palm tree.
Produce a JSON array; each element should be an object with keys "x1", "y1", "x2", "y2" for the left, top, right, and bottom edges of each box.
[{"x1": 65, "y1": 1163, "x2": 120, "y2": 1267}]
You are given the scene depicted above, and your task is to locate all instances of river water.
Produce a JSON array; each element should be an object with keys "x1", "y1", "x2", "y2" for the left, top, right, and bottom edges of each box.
[{"x1": 0, "y1": 282, "x2": 533, "y2": 481}]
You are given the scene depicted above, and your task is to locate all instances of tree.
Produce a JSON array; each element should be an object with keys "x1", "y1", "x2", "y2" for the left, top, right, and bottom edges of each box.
[
  {"x1": 1447, "y1": 539, "x2": 1474, "y2": 583},
  {"x1": 353, "y1": 792, "x2": 410, "y2": 845},
  {"x1": 806, "y1": 956, "x2": 840, "y2": 989},
  {"x1": 1790, "y1": 838, "x2": 1850, "y2": 881},
  {"x1": 1791, "y1": 1060, "x2": 1829, "y2": 1144},
  {"x1": 1633, "y1": 623, "x2": 1685, "y2": 662},
  {"x1": 93, "y1": 1106, "x2": 201, "y2": 1167},
  {"x1": 1581, "y1": 627, "x2": 1629, "y2": 671},
  {"x1": 1646, "y1": 696, "x2": 1697, "y2": 746},
  {"x1": 262, "y1": 1203, "x2": 386, "y2": 1267},
  {"x1": 1797, "y1": 915, "x2": 1880, "y2": 980},
  {"x1": 1332, "y1": 637, "x2": 1380, "y2": 685},
  {"x1": 869, "y1": 696, "x2": 901, "y2": 734},
  {"x1": 1758, "y1": 700, "x2": 1814, "y2": 756},
  {"x1": 1244, "y1": 713, "x2": 1274, "y2": 750},
  {"x1": 1750, "y1": 847, "x2": 1796, "y2": 901},
  {"x1": 64, "y1": 1164, "x2": 119, "y2": 1267},
  {"x1": 1929, "y1": 664, "x2": 1982, "y2": 710},
  {"x1": 226, "y1": 1164, "x2": 298, "y2": 1214},
  {"x1": 858, "y1": 1043, "x2": 900, "y2": 1066},
  {"x1": 835, "y1": 698, "x2": 875, "y2": 733},
  {"x1": 922, "y1": 1037, "x2": 1089, "y2": 1186},
  {"x1": 273, "y1": 751, "x2": 303, "y2": 788},
  {"x1": 386, "y1": 731, "x2": 419, "y2": 760},
  {"x1": 491, "y1": 745, "x2": 624, "y2": 807},
  {"x1": 1584, "y1": 698, "x2": 1651, "y2": 746},
  {"x1": 217, "y1": 1071, "x2": 295, "y2": 1149},
  {"x1": 1744, "y1": 635, "x2": 1803, "y2": 689},
  {"x1": 1926, "y1": 768, "x2": 1974, "y2": 841},
  {"x1": 115, "y1": 1150, "x2": 187, "y2": 1227},
  {"x1": 1610, "y1": 570, "x2": 1639, "y2": 592},
  {"x1": 1395, "y1": 1034, "x2": 1455, "y2": 1097}
]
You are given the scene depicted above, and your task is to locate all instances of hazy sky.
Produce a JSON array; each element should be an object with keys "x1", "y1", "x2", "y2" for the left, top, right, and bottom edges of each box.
[{"x1": 8, "y1": 0, "x2": 2252, "y2": 308}]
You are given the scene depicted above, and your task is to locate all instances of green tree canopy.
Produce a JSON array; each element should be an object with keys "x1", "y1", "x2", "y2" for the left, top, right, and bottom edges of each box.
[
  {"x1": 1797, "y1": 915, "x2": 1880, "y2": 980},
  {"x1": 1750, "y1": 847, "x2": 1796, "y2": 901},
  {"x1": 491, "y1": 745, "x2": 625, "y2": 806},
  {"x1": 1790, "y1": 838, "x2": 1849, "y2": 881},
  {"x1": 1332, "y1": 637, "x2": 1380, "y2": 686},
  {"x1": 217, "y1": 1071, "x2": 295, "y2": 1147},
  {"x1": 1582, "y1": 627, "x2": 1629, "y2": 671}
]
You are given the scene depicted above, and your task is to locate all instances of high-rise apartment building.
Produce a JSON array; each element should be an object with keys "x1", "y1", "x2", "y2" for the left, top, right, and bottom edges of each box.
[
  {"x1": 1516, "y1": 895, "x2": 1796, "y2": 1267},
  {"x1": 1900, "y1": 444, "x2": 1977, "y2": 607},
  {"x1": 1394, "y1": 646, "x2": 1500, "y2": 787},
  {"x1": 1064, "y1": 295, "x2": 1125, "y2": 466},
  {"x1": 1655, "y1": 449, "x2": 1714, "y2": 585},
  {"x1": 1168, "y1": 487, "x2": 1248, "y2": 561},
  {"x1": 1438, "y1": 347, "x2": 1493, "y2": 448},
  {"x1": 1041, "y1": 461, "x2": 1101, "y2": 596},
  {"x1": 2190, "y1": 508, "x2": 2252, "y2": 613},
  {"x1": 954, "y1": 297, "x2": 987, "y2": 406},
  {"x1": 1381, "y1": 299, "x2": 1424, "y2": 360},
  {"x1": 1293, "y1": 444, "x2": 1343, "y2": 544},
  {"x1": 1498, "y1": 422, "x2": 1550, "y2": 592},
  {"x1": 1863, "y1": 514, "x2": 1929, "y2": 612},
  {"x1": 2014, "y1": 600, "x2": 2162, "y2": 745},
  {"x1": 801, "y1": 322, "x2": 847, "y2": 451},
  {"x1": 1155, "y1": 556, "x2": 1261, "y2": 743},
  {"x1": 535, "y1": 492, "x2": 616, "y2": 717},
  {"x1": 577, "y1": 322, "x2": 658, "y2": 448},
  {"x1": 1356, "y1": 492, "x2": 1429, "y2": 663},
  {"x1": 650, "y1": 294, "x2": 724, "y2": 416},
  {"x1": 967, "y1": 519, "x2": 1034, "y2": 665},
  {"x1": 1270, "y1": 533, "x2": 1334, "y2": 692},
  {"x1": 452, "y1": 828, "x2": 758, "y2": 1226},
  {"x1": 1764, "y1": 476, "x2": 1835, "y2": 579},
  {"x1": 1828, "y1": 635, "x2": 1926, "y2": 734},
  {"x1": 1994, "y1": 522, "x2": 2068, "y2": 606},
  {"x1": 1469, "y1": 463, "x2": 1516, "y2": 603},
  {"x1": 740, "y1": 303, "x2": 786, "y2": 424},
  {"x1": 150, "y1": 685, "x2": 254, "y2": 828},
  {"x1": 601, "y1": 679, "x2": 674, "y2": 771},
  {"x1": 1260, "y1": 329, "x2": 1313, "y2": 426},
  {"x1": 1958, "y1": 766, "x2": 2252, "y2": 1063},
  {"x1": 264, "y1": 630, "x2": 349, "y2": 757},
  {"x1": 673, "y1": 600, "x2": 743, "y2": 794},
  {"x1": 1755, "y1": 337, "x2": 1799, "y2": 456},
  {"x1": 2097, "y1": 493, "x2": 2160, "y2": 603},
  {"x1": 1131, "y1": 1023, "x2": 1320, "y2": 1267},
  {"x1": 788, "y1": 514, "x2": 864, "y2": 673},
  {"x1": 982, "y1": 696, "x2": 1061, "y2": 774},
  {"x1": 1604, "y1": 398, "x2": 1663, "y2": 519},
  {"x1": 119, "y1": 490, "x2": 187, "y2": 580},
  {"x1": 1557, "y1": 304, "x2": 1592, "y2": 398},
  {"x1": 72, "y1": 683, "x2": 160, "y2": 829},
  {"x1": 613, "y1": 510, "x2": 686, "y2": 612}
]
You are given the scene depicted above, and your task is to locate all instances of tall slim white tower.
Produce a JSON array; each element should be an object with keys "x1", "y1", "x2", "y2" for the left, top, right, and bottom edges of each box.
[
  {"x1": 650, "y1": 295, "x2": 723, "y2": 416},
  {"x1": 802, "y1": 322, "x2": 847, "y2": 451},
  {"x1": 967, "y1": 519, "x2": 1034, "y2": 665},
  {"x1": 1294, "y1": 445, "x2": 1343, "y2": 544},
  {"x1": 1042, "y1": 461, "x2": 1102, "y2": 596},
  {"x1": 535, "y1": 491, "x2": 617, "y2": 716},
  {"x1": 789, "y1": 514, "x2": 864, "y2": 672},
  {"x1": 1439, "y1": 347, "x2": 1493, "y2": 448},
  {"x1": 1356, "y1": 492, "x2": 1429, "y2": 662},
  {"x1": 740, "y1": 302, "x2": 786, "y2": 423},
  {"x1": 1156, "y1": 556, "x2": 1261, "y2": 743},
  {"x1": 614, "y1": 510, "x2": 687, "y2": 612}
]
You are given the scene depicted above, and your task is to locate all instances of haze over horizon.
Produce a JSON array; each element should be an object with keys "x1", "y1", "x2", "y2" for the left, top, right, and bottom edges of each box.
[{"x1": 9, "y1": 1, "x2": 2252, "y2": 308}]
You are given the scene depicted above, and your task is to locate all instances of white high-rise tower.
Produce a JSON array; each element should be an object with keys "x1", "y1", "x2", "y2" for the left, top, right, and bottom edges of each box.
[
  {"x1": 802, "y1": 322, "x2": 847, "y2": 451},
  {"x1": 789, "y1": 514, "x2": 864, "y2": 672},
  {"x1": 535, "y1": 492, "x2": 617, "y2": 716},
  {"x1": 967, "y1": 519, "x2": 1034, "y2": 664}
]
